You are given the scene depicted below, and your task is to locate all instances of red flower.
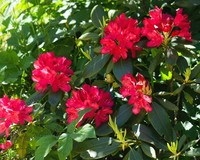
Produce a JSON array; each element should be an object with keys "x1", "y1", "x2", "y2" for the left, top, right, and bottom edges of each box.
[
  {"x1": 66, "y1": 84, "x2": 114, "y2": 127},
  {"x1": 100, "y1": 13, "x2": 141, "y2": 63},
  {"x1": 32, "y1": 52, "x2": 73, "y2": 92},
  {"x1": 142, "y1": 6, "x2": 191, "y2": 47},
  {"x1": 0, "y1": 95, "x2": 32, "y2": 137},
  {"x1": 0, "y1": 140, "x2": 12, "y2": 152},
  {"x1": 120, "y1": 73, "x2": 152, "y2": 114}
]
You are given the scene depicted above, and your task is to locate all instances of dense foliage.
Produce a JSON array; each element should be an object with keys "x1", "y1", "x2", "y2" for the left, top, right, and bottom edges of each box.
[{"x1": 0, "y1": 0, "x2": 200, "y2": 160}]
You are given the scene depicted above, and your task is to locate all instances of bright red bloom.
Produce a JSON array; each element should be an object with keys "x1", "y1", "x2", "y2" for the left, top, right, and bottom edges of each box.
[
  {"x1": 0, "y1": 95, "x2": 32, "y2": 137},
  {"x1": 66, "y1": 84, "x2": 114, "y2": 127},
  {"x1": 142, "y1": 6, "x2": 191, "y2": 47},
  {"x1": 0, "y1": 140, "x2": 12, "y2": 152},
  {"x1": 32, "y1": 52, "x2": 73, "y2": 92},
  {"x1": 120, "y1": 73, "x2": 152, "y2": 114},
  {"x1": 100, "y1": 13, "x2": 141, "y2": 63}
]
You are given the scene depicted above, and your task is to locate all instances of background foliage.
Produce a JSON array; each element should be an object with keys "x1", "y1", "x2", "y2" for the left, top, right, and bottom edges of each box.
[{"x1": 0, "y1": 0, "x2": 200, "y2": 160}]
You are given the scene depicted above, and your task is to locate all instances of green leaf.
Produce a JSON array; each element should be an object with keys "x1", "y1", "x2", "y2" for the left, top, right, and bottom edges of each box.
[
  {"x1": 166, "y1": 48, "x2": 178, "y2": 65},
  {"x1": 48, "y1": 90, "x2": 63, "y2": 107},
  {"x1": 141, "y1": 143, "x2": 156, "y2": 159},
  {"x1": 175, "y1": 0, "x2": 200, "y2": 7},
  {"x1": 184, "y1": 148, "x2": 200, "y2": 156},
  {"x1": 67, "y1": 108, "x2": 91, "y2": 133},
  {"x1": 78, "y1": 137, "x2": 120, "y2": 159},
  {"x1": 181, "y1": 139, "x2": 199, "y2": 152},
  {"x1": 96, "y1": 104, "x2": 132, "y2": 136},
  {"x1": 177, "y1": 56, "x2": 188, "y2": 74},
  {"x1": 156, "y1": 98, "x2": 179, "y2": 111},
  {"x1": 70, "y1": 124, "x2": 96, "y2": 142},
  {"x1": 82, "y1": 54, "x2": 110, "y2": 78},
  {"x1": 79, "y1": 32, "x2": 99, "y2": 41},
  {"x1": 174, "y1": 45, "x2": 196, "y2": 57},
  {"x1": 183, "y1": 91, "x2": 193, "y2": 104},
  {"x1": 173, "y1": 84, "x2": 185, "y2": 95},
  {"x1": 35, "y1": 135, "x2": 57, "y2": 160},
  {"x1": 148, "y1": 52, "x2": 161, "y2": 74},
  {"x1": 57, "y1": 133, "x2": 73, "y2": 160},
  {"x1": 90, "y1": 5, "x2": 105, "y2": 28},
  {"x1": 26, "y1": 92, "x2": 46, "y2": 105},
  {"x1": 178, "y1": 134, "x2": 187, "y2": 151},
  {"x1": 160, "y1": 65, "x2": 172, "y2": 81},
  {"x1": 20, "y1": 54, "x2": 35, "y2": 69},
  {"x1": 132, "y1": 124, "x2": 167, "y2": 149},
  {"x1": 190, "y1": 64, "x2": 200, "y2": 79},
  {"x1": 148, "y1": 102, "x2": 173, "y2": 141},
  {"x1": 15, "y1": 133, "x2": 29, "y2": 159},
  {"x1": 113, "y1": 58, "x2": 133, "y2": 82},
  {"x1": 128, "y1": 148, "x2": 143, "y2": 160}
]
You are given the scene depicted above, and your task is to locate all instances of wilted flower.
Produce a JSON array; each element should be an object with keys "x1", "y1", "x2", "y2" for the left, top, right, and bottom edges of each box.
[
  {"x1": 120, "y1": 73, "x2": 152, "y2": 114},
  {"x1": 32, "y1": 52, "x2": 73, "y2": 92},
  {"x1": 66, "y1": 84, "x2": 114, "y2": 127},
  {"x1": 142, "y1": 6, "x2": 191, "y2": 47},
  {"x1": 100, "y1": 13, "x2": 141, "y2": 63},
  {"x1": 0, "y1": 95, "x2": 32, "y2": 137}
]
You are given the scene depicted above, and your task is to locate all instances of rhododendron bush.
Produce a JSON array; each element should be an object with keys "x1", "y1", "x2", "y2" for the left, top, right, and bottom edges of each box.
[{"x1": 0, "y1": 0, "x2": 200, "y2": 160}]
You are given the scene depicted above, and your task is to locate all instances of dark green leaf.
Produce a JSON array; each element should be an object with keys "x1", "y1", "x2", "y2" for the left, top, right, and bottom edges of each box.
[
  {"x1": 82, "y1": 54, "x2": 110, "y2": 78},
  {"x1": 67, "y1": 108, "x2": 91, "y2": 133},
  {"x1": 141, "y1": 143, "x2": 157, "y2": 159},
  {"x1": 90, "y1": 5, "x2": 105, "y2": 28},
  {"x1": 173, "y1": 85, "x2": 185, "y2": 95},
  {"x1": 20, "y1": 55, "x2": 35, "y2": 69},
  {"x1": 35, "y1": 135, "x2": 57, "y2": 160},
  {"x1": 156, "y1": 98, "x2": 179, "y2": 111},
  {"x1": 132, "y1": 124, "x2": 167, "y2": 149},
  {"x1": 148, "y1": 102, "x2": 173, "y2": 141},
  {"x1": 128, "y1": 148, "x2": 143, "y2": 160},
  {"x1": 178, "y1": 134, "x2": 187, "y2": 151},
  {"x1": 184, "y1": 148, "x2": 200, "y2": 156},
  {"x1": 79, "y1": 32, "x2": 99, "y2": 41},
  {"x1": 57, "y1": 133, "x2": 73, "y2": 160},
  {"x1": 174, "y1": 45, "x2": 195, "y2": 57},
  {"x1": 183, "y1": 91, "x2": 193, "y2": 104},
  {"x1": 175, "y1": 0, "x2": 200, "y2": 7},
  {"x1": 26, "y1": 92, "x2": 46, "y2": 106},
  {"x1": 79, "y1": 137, "x2": 120, "y2": 159},
  {"x1": 113, "y1": 58, "x2": 133, "y2": 82},
  {"x1": 148, "y1": 50, "x2": 161, "y2": 74},
  {"x1": 190, "y1": 64, "x2": 200, "y2": 79},
  {"x1": 96, "y1": 104, "x2": 132, "y2": 136},
  {"x1": 70, "y1": 124, "x2": 96, "y2": 142},
  {"x1": 166, "y1": 48, "x2": 178, "y2": 65},
  {"x1": 177, "y1": 56, "x2": 188, "y2": 74},
  {"x1": 48, "y1": 90, "x2": 63, "y2": 107},
  {"x1": 181, "y1": 139, "x2": 199, "y2": 152}
]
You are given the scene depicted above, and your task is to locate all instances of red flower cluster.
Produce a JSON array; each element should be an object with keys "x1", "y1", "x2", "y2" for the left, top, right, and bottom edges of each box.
[
  {"x1": 66, "y1": 84, "x2": 114, "y2": 127},
  {"x1": 0, "y1": 140, "x2": 12, "y2": 152},
  {"x1": 100, "y1": 13, "x2": 141, "y2": 63},
  {"x1": 142, "y1": 6, "x2": 191, "y2": 47},
  {"x1": 32, "y1": 52, "x2": 73, "y2": 92},
  {"x1": 0, "y1": 95, "x2": 32, "y2": 137},
  {"x1": 120, "y1": 73, "x2": 152, "y2": 114}
]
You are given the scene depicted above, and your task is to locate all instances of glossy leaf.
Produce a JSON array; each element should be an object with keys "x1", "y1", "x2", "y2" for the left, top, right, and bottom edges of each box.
[
  {"x1": 156, "y1": 98, "x2": 179, "y2": 111},
  {"x1": 57, "y1": 133, "x2": 73, "y2": 160},
  {"x1": 96, "y1": 104, "x2": 132, "y2": 136},
  {"x1": 148, "y1": 102, "x2": 173, "y2": 141},
  {"x1": 128, "y1": 148, "x2": 143, "y2": 160},
  {"x1": 190, "y1": 64, "x2": 200, "y2": 79},
  {"x1": 82, "y1": 54, "x2": 111, "y2": 78},
  {"x1": 90, "y1": 5, "x2": 105, "y2": 28},
  {"x1": 70, "y1": 124, "x2": 96, "y2": 142},
  {"x1": 132, "y1": 124, "x2": 167, "y2": 149},
  {"x1": 160, "y1": 65, "x2": 172, "y2": 81},
  {"x1": 141, "y1": 143, "x2": 157, "y2": 159},
  {"x1": 79, "y1": 32, "x2": 99, "y2": 41},
  {"x1": 148, "y1": 50, "x2": 161, "y2": 74},
  {"x1": 75, "y1": 137, "x2": 120, "y2": 159},
  {"x1": 113, "y1": 58, "x2": 133, "y2": 82},
  {"x1": 166, "y1": 48, "x2": 178, "y2": 65},
  {"x1": 177, "y1": 56, "x2": 189, "y2": 74},
  {"x1": 35, "y1": 135, "x2": 57, "y2": 160},
  {"x1": 184, "y1": 148, "x2": 200, "y2": 156},
  {"x1": 48, "y1": 90, "x2": 63, "y2": 107}
]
